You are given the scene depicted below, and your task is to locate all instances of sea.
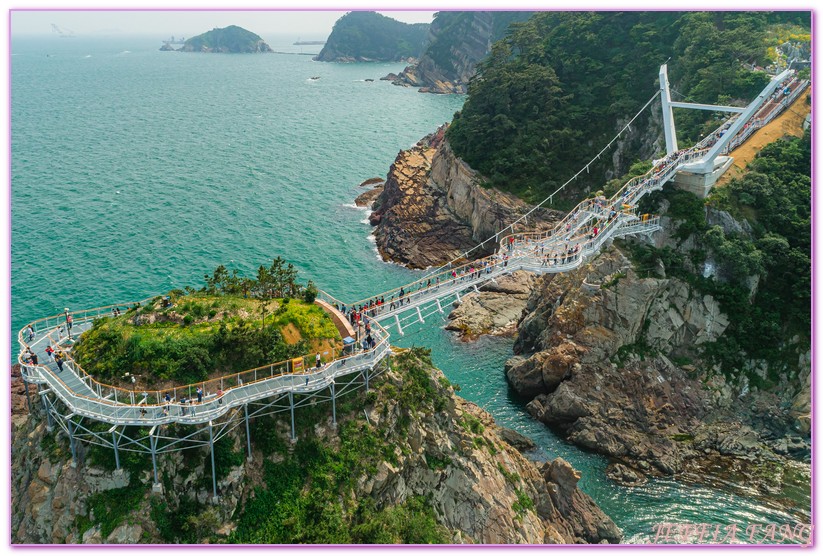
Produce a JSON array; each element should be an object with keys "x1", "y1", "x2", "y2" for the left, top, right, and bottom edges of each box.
[{"x1": 10, "y1": 35, "x2": 811, "y2": 544}]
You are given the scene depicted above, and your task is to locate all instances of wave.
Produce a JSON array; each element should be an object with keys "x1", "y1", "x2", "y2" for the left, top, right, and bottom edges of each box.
[{"x1": 341, "y1": 202, "x2": 369, "y2": 211}]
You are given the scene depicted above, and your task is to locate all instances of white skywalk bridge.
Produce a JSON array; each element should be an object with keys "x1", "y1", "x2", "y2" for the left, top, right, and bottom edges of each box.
[{"x1": 16, "y1": 66, "x2": 807, "y2": 500}]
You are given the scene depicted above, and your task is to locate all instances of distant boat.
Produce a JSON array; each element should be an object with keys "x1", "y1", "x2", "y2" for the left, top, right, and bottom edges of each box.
[
  {"x1": 365, "y1": 79, "x2": 374, "y2": 82},
  {"x1": 310, "y1": 76, "x2": 321, "y2": 80}
]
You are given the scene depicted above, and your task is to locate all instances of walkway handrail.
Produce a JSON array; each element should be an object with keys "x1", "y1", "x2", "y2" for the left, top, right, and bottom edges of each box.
[{"x1": 18, "y1": 301, "x2": 388, "y2": 411}]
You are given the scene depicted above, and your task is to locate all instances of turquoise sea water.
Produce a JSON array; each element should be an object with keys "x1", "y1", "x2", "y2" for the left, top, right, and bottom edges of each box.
[{"x1": 10, "y1": 35, "x2": 810, "y2": 543}]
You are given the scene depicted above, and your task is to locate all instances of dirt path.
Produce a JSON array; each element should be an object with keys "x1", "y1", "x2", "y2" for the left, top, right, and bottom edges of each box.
[{"x1": 715, "y1": 88, "x2": 810, "y2": 187}]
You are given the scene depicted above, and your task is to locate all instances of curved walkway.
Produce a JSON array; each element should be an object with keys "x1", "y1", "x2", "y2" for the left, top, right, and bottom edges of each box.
[{"x1": 16, "y1": 74, "x2": 808, "y2": 428}]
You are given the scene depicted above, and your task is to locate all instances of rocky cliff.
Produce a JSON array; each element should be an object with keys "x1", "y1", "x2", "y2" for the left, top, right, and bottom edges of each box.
[
  {"x1": 367, "y1": 126, "x2": 560, "y2": 268},
  {"x1": 383, "y1": 12, "x2": 517, "y2": 94},
  {"x1": 502, "y1": 243, "x2": 810, "y2": 503},
  {"x1": 11, "y1": 349, "x2": 621, "y2": 544}
]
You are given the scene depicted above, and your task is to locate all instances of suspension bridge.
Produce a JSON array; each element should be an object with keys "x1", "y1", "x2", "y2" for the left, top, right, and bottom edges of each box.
[{"x1": 15, "y1": 66, "x2": 808, "y2": 501}]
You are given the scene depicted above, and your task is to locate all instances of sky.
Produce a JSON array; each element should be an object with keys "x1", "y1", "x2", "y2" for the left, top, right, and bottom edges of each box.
[{"x1": 10, "y1": 10, "x2": 437, "y2": 39}]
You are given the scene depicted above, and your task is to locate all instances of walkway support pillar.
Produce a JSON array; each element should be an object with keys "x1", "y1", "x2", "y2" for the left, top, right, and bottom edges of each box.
[
  {"x1": 149, "y1": 426, "x2": 163, "y2": 494},
  {"x1": 109, "y1": 426, "x2": 121, "y2": 472},
  {"x1": 364, "y1": 366, "x2": 370, "y2": 393},
  {"x1": 208, "y1": 421, "x2": 218, "y2": 503},
  {"x1": 395, "y1": 314, "x2": 403, "y2": 336},
  {"x1": 416, "y1": 306, "x2": 425, "y2": 324},
  {"x1": 243, "y1": 404, "x2": 252, "y2": 460},
  {"x1": 330, "y1": 381, "x2": 337, "y2": 427},
  {"x1": 289, "y1": 392, "x2": 296, "y2": 443},
  {"x1": 67, "y1": 415, "x2": 77, "y2": 468},
  {"x1": 39, "y1": 388, "x2": 54, "y2": 431},
  {"x1": 436, "y1": 298, "x2": 443, "y2": 314}
]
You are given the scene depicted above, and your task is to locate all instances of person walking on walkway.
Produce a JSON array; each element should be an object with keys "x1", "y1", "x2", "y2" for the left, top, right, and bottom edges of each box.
[
  {"x1": 45, "y1": 345, "x2": 55, "y2": 362},
  {"x1": 55, "y1": 353, "x2": 64, "y2": 373},
  {"x1": 316, "y1": 352, "x2": 322, "y2": 369},
  {"x1": 26, "y1": 325, "x2": 35, "y2": 342},
  {"x1": 196, "y1": 387, "x2": 203, "y2": 403}
]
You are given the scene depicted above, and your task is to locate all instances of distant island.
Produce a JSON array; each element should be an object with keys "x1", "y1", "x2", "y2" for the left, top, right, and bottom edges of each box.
[
  {"x1": 294, "y1": 40, "x2": 325, "y2": 45},
  {"x1": 315, "y1": 11, "x2": 429, "y2": 62},
  {"x1": 161, "y1": 25, "x2": 273, "y2": 53}
]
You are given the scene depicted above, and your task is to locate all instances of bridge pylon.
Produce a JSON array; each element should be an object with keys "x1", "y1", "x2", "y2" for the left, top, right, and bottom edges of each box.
[{"x1": 659, "y1": 64, "x2": 800, "y2": 198}]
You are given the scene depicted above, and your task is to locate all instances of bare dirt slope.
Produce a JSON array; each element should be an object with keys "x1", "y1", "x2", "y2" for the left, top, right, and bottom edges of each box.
[{"x1": 716, "y1": 88, "x2": 810, "y2": 187}]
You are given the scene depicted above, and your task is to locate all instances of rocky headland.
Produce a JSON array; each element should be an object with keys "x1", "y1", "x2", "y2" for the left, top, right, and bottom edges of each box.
[
  {"x1": 315, "y1": 12, "x2": 429, "y2": 63},
  {"x1": 11, "y1": 349, "x2": 621, "y2": 544},
  {"x1": 362, "y1": 125, "x2": 560, "y2": 269},
  {"x1": 504, "y1": 240, "x2": 810, "y2": 505}
]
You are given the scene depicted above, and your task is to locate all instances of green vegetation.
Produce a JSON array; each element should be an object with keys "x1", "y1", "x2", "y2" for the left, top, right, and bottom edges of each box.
[
  {"x1": 77, "y1": 484, "x2": 144, "y2": 539},
  {"x1": 227, "y1": 347, "x2": 451, "y2": 544},
  {"x1": 512, "y1": 488, "x2": 535, "y2": 519},
  {"x1": 447, "y1": 11, "x2": 810, "y2": 203},
  {"x1": 151, "y1": 498, "x2": 209, "y2": 544},
  {"x1": 627, "y1": 134, "x2": 810, "y2": 384},
  {"x1": 181, "y1": 25, "x2": 272, "y2": 53},
  {"x1": 316, "y1": 12, "x2": 429, "y2": 62},
  {"x1": 72, "y1": 260, "x2": 339, "y2": 386}
]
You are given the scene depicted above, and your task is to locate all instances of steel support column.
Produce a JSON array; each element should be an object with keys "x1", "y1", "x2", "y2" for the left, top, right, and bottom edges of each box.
[
  {"x1": 244, "y1": 404, "x2": 252, "y2": 460},
  {"x1": 39, "y1": 388, "x2": 54, "y2": 430},
  {"x1": 149, "y1": 426, "x2": 159, "y2": 484},
  {"x1": 109, "y1": 425, "x2": 121, "y2": 471},
  {"x1": 289, "y1": 392, "x2": 296, "y2": 442},
  {"x1": 330, "y1": 381, "x2": 337, "y2": 426},
  {"x1": 395, "y1": 314, "x2": 403, "y2": 336},
  {"x1": 67, "y1": 415, "x2": 77, "y2": 467},
  {"x1": 208, "y1": 421, "x2": 218, "y2": 501}
]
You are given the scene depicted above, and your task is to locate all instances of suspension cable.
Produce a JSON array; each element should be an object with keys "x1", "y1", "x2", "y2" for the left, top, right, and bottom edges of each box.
[{"x1": 417, "y1": 90, "x2": 662, "y2": 282}]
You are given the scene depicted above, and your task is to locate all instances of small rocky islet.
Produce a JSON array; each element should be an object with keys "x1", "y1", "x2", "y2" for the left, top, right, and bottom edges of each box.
[{"x1": 160, "y1": 25, "x2": 273, "y2": 53}]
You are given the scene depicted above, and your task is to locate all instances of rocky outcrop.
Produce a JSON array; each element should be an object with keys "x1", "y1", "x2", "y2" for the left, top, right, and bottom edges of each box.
[
  {"x1": 388, "y1": 12, "x2": 532, "y2": 94},
  {"x1": 11, "y1": 349, "x2": 620, "y2": 544},
  {"x1": 357, "y1": 351, "x2": 621, "y2": 544},
  {"x1": 354, "y1": 177, "x2": 385, "y2": 209},
  {"x1": 446, "y1": 271, "x2": 535, "y2": 338},
  {"x1": 370, "y1": 126, "x2": 560, "y2": 268},
  {"x1": 503, "y1": 244, "x2": 810, "y2": 504}
]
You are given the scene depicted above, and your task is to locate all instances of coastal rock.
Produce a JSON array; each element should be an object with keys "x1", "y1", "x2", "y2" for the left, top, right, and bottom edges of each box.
[
  {"x1": 504, "y1": 241, "x2": 810, "y2": 508},
  {"x1": 10, "y1": 349, "x2": 620, "y2": 545},
  {"x1": 371, "y1": 127, "x2": 560, "y2": 268},
  {"x1": 354, "y1": 184, "x2": 384, "y2": 209},
  {"x1": 605, "y1": 463, "x2": 647, "y2": 487},
  {"x1": 446, "y1": 271, "x2": 535, "y2": 338},
  {"x1": 498, "y1": 427, "x2": 536, "y2": 452}
]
